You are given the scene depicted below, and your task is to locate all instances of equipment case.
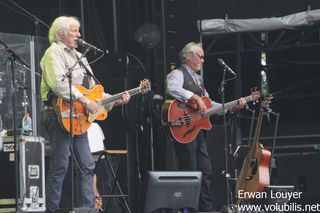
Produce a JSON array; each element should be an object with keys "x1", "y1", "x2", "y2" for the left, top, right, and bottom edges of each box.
[{"x1": 1, "y1": 136, "x2": 46, "y2": 212}]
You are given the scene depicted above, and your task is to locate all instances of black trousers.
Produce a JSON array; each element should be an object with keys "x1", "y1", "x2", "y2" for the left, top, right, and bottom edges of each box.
[{"x1": 173, "y1": 131, "x2": 214, "y2": 211}]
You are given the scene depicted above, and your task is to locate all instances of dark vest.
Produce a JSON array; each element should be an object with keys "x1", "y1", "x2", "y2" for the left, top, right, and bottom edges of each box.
[{"x1": 179, "y1": 66, "x2": 204, "y2": 96}]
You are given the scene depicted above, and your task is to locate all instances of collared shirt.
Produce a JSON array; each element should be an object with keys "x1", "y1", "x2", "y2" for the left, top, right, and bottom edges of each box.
[
  {"x1": 166, "y1": 63, "x2": 223, "y2": 112},
  {"x1": 40, "y1": 41, "x2": 95, "y2": 102}
]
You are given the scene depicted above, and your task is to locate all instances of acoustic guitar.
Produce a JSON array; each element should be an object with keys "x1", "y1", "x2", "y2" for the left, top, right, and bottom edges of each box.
[
  {"x1": 234, "y1": 96, "x2": 272, "y2": 206},
  {"x1": 161, "y1": 91, "x2": 260, "y2": 143},
  {"x1": 54, "y1": 79, "x2": 151, "y2": 135}
]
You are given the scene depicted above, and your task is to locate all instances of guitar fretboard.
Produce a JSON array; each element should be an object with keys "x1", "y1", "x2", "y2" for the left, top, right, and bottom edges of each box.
[
  {"x1": 204, "y1": 95, "x2": 253, "y2": 117},
  {"x1": 101, "y1": 87, "x2": 141, "y2": 106}
]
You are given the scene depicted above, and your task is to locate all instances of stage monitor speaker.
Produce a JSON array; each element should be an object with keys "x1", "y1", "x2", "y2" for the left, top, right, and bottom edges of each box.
[
  {"x1": 144, "y1": 171, "x2": 202, "y2": 213},
  {"x1": 261, "y1": 185, "x2": 295, "y2": 205}
]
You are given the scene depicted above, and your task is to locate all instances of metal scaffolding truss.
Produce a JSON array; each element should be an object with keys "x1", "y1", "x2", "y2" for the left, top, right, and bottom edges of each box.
[
  {"x1": 201, "y1": 23, "x2": 320, "y2": 57},
  {"x1": 198, "y1": 11, "x2": 320, "y2": 150}
]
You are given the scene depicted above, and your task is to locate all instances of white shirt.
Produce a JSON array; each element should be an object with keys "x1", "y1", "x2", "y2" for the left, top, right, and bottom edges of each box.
[
  {"x1": 166, "y1": 64, "x2": 223, "y2": 113},
  {"x1": 88, "y1": 122, "x2": 105, "y2": 153}
]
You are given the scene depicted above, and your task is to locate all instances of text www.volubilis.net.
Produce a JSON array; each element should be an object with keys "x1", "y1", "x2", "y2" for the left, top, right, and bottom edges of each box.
[{"x1": 234, "y1": 203, "x2": 320, "y2": 212}]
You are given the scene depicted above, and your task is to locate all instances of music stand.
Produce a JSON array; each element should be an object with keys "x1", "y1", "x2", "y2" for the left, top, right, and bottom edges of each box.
[{"x1": 144, "y1": 171, "x2": 202, "y2": 213}]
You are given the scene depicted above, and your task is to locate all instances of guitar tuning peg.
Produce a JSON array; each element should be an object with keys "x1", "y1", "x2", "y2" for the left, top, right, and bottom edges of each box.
[{"x1": 251, "y1": 87, "x2": 258, "y2": 92}]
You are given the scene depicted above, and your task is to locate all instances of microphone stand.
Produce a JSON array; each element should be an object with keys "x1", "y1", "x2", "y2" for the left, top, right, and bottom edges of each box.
[
  {"x1": 0, "y1": 39, "x2": 31, "y2": 211},
  {"x1": 8, "y1": 0, "x2": 49, "y2": 29},
  {"x1": 8, "y1": 0, "x2": 49, "y2": 137},
  {"x1": 9, "y1": 56, "x2": 20, "y2": 212},
  {"x1": 61, "y1": 48, "x2": 89, "y2": 211},
  {"x1": 0, "y1": 39, "x2": 30, "y2": 69},
  {"x1": 220, "y1": 67, "x2": 232, "y2": 211}
]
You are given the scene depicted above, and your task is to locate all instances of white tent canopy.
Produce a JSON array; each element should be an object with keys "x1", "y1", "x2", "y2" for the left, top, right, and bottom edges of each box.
[{"x1": 198, "y1": 9, "x2": 320, "y2": 35}]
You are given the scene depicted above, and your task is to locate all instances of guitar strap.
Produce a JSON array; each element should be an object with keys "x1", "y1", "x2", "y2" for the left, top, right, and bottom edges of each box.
[
  {"x1": 45, "y1": 57, "x2": 101, "y2": 108},
  {"x1": 76, "y1": 55, "x2": 101, "y2": 86}
]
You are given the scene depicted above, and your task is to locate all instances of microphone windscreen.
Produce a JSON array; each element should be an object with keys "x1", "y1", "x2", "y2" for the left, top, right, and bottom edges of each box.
[{"x1": 217, "y1": 58, "x2": 224, "y2": 65}]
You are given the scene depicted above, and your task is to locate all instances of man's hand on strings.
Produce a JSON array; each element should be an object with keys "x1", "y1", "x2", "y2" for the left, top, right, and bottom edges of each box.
[
  {"x1": 82, "y1": 98, "x2": 98, "y2": 114},
  {"x1": 238, "y1": 97, "x2": 247, "y2": 108},
  {"x1": 115, "y1": 91, "x2": 131, "y2": 106},
  {"x1": 190, "y1": 94, "x2": 207, "y2": 113},
  {"x1": 230, "y1": 97, "x2": 247, "y2": 113}
]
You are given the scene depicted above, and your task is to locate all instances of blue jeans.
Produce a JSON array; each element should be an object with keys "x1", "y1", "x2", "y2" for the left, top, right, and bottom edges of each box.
[{"x1": 43, "y1": 109, "x2": 95, "y2": 211}]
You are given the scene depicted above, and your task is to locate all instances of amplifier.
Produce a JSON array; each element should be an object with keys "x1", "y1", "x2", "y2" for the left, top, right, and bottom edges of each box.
[{"x1": 0, "y1": 136, "x2": 46, "y2": 212}]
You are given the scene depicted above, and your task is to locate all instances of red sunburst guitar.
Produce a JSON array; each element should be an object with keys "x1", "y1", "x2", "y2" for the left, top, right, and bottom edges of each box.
[
  {"x1": 55, "y1": 79, "x2": 151, "y2": 135},
  {"x1": 161, "y1": 91, "x2": 260, "y2": 143}
]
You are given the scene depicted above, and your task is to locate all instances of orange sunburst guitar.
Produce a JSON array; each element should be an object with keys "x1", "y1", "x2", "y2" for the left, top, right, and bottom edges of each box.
[
  {"x1": 55, "y1": 79, "x2": 151, "y2": 135},
  {"x1": 161, "y1": 91, "x2": 260, "y2": 144}
]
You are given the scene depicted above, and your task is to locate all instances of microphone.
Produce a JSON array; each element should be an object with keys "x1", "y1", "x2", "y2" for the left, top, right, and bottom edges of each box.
[
  {"x1": 217, "y1": 58, "x2": 236, "y2": 76},
  {"x1": 77, "y1": 39, "x2": 103, "y2": 53}
]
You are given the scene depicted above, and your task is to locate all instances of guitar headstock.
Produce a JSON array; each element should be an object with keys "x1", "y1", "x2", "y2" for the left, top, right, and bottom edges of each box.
[
  {"x1": 248, "y1": 88, "x2": 261, "y2": 106},
  {"x1": 139, "y1": 79, "x2": 151, "y2": 94},
  {"x1": 250, "y1": 89, "x2": 261, "y2": 102},
  {"x1": 261, "y1": 95, "x2": 273, "y2": 111}
]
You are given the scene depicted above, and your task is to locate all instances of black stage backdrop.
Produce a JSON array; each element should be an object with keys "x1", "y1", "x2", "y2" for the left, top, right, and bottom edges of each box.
[{"x1": 1, "y1": 0, "x2": 320, "y2": 212}]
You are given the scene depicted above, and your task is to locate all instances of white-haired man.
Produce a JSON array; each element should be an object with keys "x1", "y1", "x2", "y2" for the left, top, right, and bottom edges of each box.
[
  {"x1": 165, "y1": 42, "x2": 246, "y2": 212},
  {"x1": 40, "y1": 16, "x2": 130, "y2": 212}
]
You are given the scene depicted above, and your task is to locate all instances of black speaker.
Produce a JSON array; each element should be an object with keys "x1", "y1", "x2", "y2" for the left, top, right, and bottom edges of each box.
[{"x1": 144, "y1": 171, "x2": 202, "y2": 213}]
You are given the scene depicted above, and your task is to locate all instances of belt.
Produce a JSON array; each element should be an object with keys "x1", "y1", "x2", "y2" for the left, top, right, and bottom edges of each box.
[
  {"x1": 43, "y1": 105, "x2": 54, "y2": 110},
  {"x1": 42, "y1": 101, "x2": 54, "y2": 110}
]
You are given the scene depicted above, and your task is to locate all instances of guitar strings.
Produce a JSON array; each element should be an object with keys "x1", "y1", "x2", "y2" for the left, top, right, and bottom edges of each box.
[
  {"x1": 171, "y1": 101, "x2": 237, "y2": 125},
  {"x1": 170, "y1": 95, "x2": 256, "y2": 125},
  {"x1": 171, "y1": 107, "x2": 220, "y2": 125}
]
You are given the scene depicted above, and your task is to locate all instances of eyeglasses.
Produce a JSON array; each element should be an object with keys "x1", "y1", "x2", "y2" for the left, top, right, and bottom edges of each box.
[{"x1": 195, "y1": 52, "x2": 204, "y2": 60}]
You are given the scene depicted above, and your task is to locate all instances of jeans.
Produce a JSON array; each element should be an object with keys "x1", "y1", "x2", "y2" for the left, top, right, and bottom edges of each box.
[{"x1": 42, "y1": 109, "x2": 95, "y2": 211}]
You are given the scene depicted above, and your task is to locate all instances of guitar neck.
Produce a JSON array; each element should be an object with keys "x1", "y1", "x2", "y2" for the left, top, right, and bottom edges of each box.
[
  {"x1": 205, "y1": 94, "x2": 254, "y2": 116},
  {"x1": 101, "y1": 87, "x2": 140, "y2": 106},
  {"x1": 249, "y1": 109, "x2": 264, "y2": 159}
]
